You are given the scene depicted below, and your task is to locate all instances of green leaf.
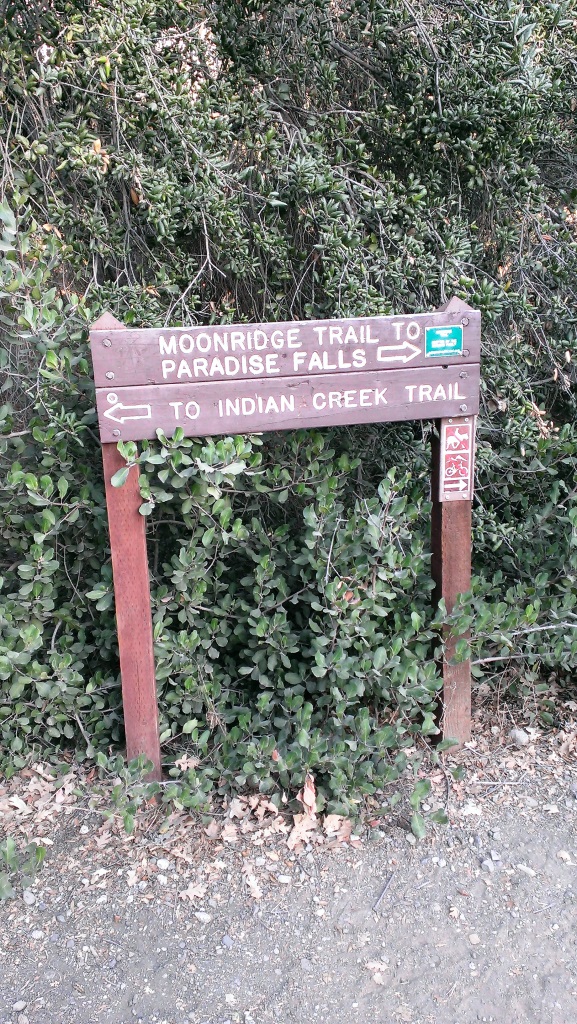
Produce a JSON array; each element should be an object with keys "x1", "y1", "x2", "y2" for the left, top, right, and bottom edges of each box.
[
  {"x1": 110, "y1": 466, "x2": 130, "y2": 488},
  {"x1": 410, "y1": 812, "x2": 427, "y2": 840}
]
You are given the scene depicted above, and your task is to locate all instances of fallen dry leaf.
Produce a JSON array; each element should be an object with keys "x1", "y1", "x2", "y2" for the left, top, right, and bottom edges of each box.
[
  {"x1": 174, "y1": 754, "x2": 200, "y2": 771},
  {"x1": 287, "y1": 813, "x2": 318, "y2": 851},
  {"x1": 221, "y1": 823, "x2": 239, "y2": 843},
  {"x1": 204, "y1": 819, "x2": 220, "y2": 839},
  {"x1": 179, "y1": 882, "x2": 208, "y2": 901},
  {"x1": 296, "y1": 773, "x2": 316, "y2": 817}
]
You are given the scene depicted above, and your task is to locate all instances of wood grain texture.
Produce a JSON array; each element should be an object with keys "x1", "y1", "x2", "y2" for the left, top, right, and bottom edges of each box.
[
  {"x1": 431, "y1": 420, "x2": 472, "y2": 745},
  {"x1": 102, "y1": 443, "x2": 161, "y2": 779},
  {"x1": 89, "y1": 308, "x2": 481, "y2": 388},
  {"x1": 94, "y1": 364, "x2": 480, "y2": 442}
]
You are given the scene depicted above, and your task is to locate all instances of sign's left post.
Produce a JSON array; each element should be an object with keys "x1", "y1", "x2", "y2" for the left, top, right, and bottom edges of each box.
[{"x1": 91, "y1": 314, "x2": 161, "y2": 781}]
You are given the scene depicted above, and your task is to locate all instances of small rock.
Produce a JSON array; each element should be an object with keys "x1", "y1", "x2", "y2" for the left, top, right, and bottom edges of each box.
[
  {"x1": 222, "y1": 935, "x2": 234, "y2": 948},
  {"x1": 156, "y1": 858, "x2": 170, "y2": 871},
  {"x1": 525, "y1": 796, "x2": 539, "y2": 808},
  {"x1": 300, "y1": 958, "x2": 313, "y2": 971},
  {"x1": 570, "y1": 781, "x2": 577, "y2": 798},
  {"x1": 481, "y1": 860, "x2": 494, "y2": 873},
  {"x1": 405, "y1": 834, "x2": 416, "y2": 846},
  {"x1": 156, "y1": 874, "x2": 168, "y2": 886},
  {"x1": 490, "y1": 850, "x2": 501, "y2": 861},
  {"x1": 277, "y1": 875, "x2": 291, "y2": 884},
  {"x1": 80, "y1": 825, "x2": 89, "y2": 835},
  {"x1": 22, "y1": 890, "x2": 35, "y2": 906},
  {"x1": 469, "y1": 934, "x2": 481, "y2": 945},
  {"x1": 18, "y1": 1015, "x2": 29, "y2": 1024},
  {"x1": 31, "y1": 930, "x2": 44, "y2": 940},
  {"x1": 509, "y1": 727, "x2": 529, "y2": 748},
  {"x1": 517, "y1": 863, "x2": 536, "y2": 878},
  {"x1": 12, "y1": 1002, "x2": 27, "y2": 1012},
  {"x1": 194, "y1": 912, "x2": 212, "y2": 924},
  {"x1": 557, "y1": 851, "x2": 571, "y2": 863}
]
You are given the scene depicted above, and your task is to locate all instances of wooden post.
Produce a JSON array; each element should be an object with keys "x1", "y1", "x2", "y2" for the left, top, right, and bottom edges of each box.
[
  {"x1": 431, "y1": 421, "x2": 473, "y2": 745},
  {"x1": 102, "y1": 442, "x2": 161, "y2": 779}
]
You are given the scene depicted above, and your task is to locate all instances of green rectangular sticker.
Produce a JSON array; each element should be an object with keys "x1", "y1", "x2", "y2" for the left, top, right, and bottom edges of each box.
[{"x1": 425, "y1": 325, "x2": 463, "y2": 357}]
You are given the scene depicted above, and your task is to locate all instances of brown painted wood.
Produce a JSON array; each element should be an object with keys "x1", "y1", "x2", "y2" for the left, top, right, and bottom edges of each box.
[
  {"x1": 431, "y1": 420, "x2": 472, "y2": 745},
  {"x1": 102, "y1": 442, "x2": 161, "y2": 780},
  {"x1": 89, "y1": 307, "x2": 481, "y2": 388},
  {"x1": 94, "y1": 363, "x2": 480, "y2": 443}
]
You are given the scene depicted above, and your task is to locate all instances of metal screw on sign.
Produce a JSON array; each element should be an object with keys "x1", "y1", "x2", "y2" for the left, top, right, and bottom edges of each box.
[
  {"x1": 459, "y1": 371, "x2": 468, "y2": 379},
  {"x1": 459, "y1": 404, "x2": 468, "y2": 412},
  {"x1": 112, "y1": 429, "x2": 120, "y2": 437},
  {"x1": 461, "y1": 317, "x2": 469, "y2": 326},
  {"x1": 106, "y1": 371, "x2": 115, "y2": 379},
  {"x1": 463, "y1": 348, "x2": 470, "y2": 356},
  {"x1": 102, "y1": 338, "x2": 112, "y2": 348}
]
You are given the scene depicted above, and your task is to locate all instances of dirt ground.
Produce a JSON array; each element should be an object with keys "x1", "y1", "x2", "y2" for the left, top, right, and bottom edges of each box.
[{"x1": 1, "y1": 708, "x2": 576, "y2": 1024}]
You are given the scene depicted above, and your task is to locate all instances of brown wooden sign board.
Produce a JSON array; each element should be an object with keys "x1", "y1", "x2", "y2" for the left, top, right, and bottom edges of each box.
[
  {"x1": 90, "y1": 309, "x2": 480, "y2": 390},
  {"x1": 95, "y1": 364, "x2": 480, "y2": 443},
  {"x1": 89, "y1": 299, "x2": 481, "y2": 781}
]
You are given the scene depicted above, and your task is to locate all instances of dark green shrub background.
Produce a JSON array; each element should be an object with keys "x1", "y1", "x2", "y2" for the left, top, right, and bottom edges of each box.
[{"x1": 1, "y1": 0, "x2": 576, "y2": 808}]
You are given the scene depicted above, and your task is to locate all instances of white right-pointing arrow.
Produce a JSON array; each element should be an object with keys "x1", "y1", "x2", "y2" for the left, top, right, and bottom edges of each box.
[
  {"x1": 376, "y1": 341, "x2": 421, "y2": 364},
  {"x1": 444, "y1": 478, "x2": 468, "y2": 491}
]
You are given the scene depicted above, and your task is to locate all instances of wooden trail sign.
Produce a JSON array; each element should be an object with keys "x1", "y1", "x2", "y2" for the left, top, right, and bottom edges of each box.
[{"x1": 90, "y1": 299, "x2": 481, "y2": 780}]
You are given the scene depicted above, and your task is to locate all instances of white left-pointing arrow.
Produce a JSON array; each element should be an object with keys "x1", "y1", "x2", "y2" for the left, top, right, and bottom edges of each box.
[
  {"x1": 103, "y1": 402, "x2": 152, "y2": 424},
  {"x1": 376, "y1": 341, "x2": 421, "y2": 364}
]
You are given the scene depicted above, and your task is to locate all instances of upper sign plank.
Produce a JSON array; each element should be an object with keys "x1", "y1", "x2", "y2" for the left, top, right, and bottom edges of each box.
[{"x1": 90, "y1": 309, "x2": 481, "y2": 389}]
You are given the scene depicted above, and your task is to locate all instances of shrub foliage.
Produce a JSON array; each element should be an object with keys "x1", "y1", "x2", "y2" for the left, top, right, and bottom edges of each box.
[{"x1": 1, "y1": 0, "x2": 576, "y2": 806}]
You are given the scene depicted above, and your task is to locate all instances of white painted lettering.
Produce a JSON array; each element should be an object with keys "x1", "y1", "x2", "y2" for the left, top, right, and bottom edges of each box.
[
  {"x1": 329, "y1": 391, "x2": 343, "y2": 408},
  {"x1": 344, "y1": 390, "x2": 357, "y2": 408},
  {"x1": 433, "y1": 383, "x2": 447, "y2": 401},
  {"x1": 169, "y1": 401, "x2": 183, "y2": 419},
  {"x1": 375, "y1": 387, "x2": 387, "y2": 405},
  {"x1": 185, "y1": 401, "x2": 200, "y2": 419},
  {"x1": 265, "y1": 353, "x2": 280, "y2": 374},
  {"x1": 313, "y1": 325, "x2": 328, "y2": 346},
  {"x1": 270, "y1": 330, "x2": 284, "y2": 350},
  {"x1": 159, "y1": 335, "x2": 177, "y2": 355},
  {"x1": 329, "y1": 325, "x2": 342, "y2": 345},
  {"x1": 287, "y1": 327, "x2": 301, "y2": 349},
  {"x1": 178, "y1": 333, "x2": 194, "y2": 354},
  {"x1": 280, "y1": 395, "x2": 295, "y2": 412},
  {"x1": 241, "y1": 397, "x2": 256, "y2": 414},
  {"x1": 406, "y1": 321, "x2": 421, "y2": 340},
  {"x1": 193, "y1": 357, "x2": 208, "y2": 376},
  {"x1": 405, "y1": 385, "x2": 417, "y2": 401},
  {"x1": 419, "y1": 384, "x2": 433, "y2": 401},
  {"x1": 359, "y1": 389, "x2": 372, "y2": 407},
  {"x1": 195, "y1": 332, "x2": 212, "y2": 353},
  {"x1": 177, "y1": 359, "x2": 193, "y2": 379},
  {"x1": 225, "y1": 398, "x2": 240, "y2": 415},
  {"x1": 293, "y1": 351, "x2": 307, "y2": 371},
  {"x1": 352, "y1": 349, "x2": 366, "y2": 368},
  {"x1": 313, "y1": 392, "x2": 326, "y2": 410},
  {"x1": 365, "y1": 324, "x2": 379, "y2": 344},
  {"x1": 162, "y1": 359, "x2": 176, "y2": 378}
]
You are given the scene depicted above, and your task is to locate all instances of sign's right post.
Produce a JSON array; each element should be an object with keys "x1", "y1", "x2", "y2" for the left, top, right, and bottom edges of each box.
[{"x1": 431, "y1": 415, "x2": 476, "y2": 745}]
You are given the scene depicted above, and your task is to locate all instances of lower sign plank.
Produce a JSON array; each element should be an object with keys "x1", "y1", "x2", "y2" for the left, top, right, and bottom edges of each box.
[{"x1": 95, "y1": 364, "x2": 480, "y2": 443}]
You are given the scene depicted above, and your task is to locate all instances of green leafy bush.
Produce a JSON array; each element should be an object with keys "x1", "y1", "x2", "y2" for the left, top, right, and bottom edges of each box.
[{"x1": 1, "y1": 1, "x2": 576, "y2": 804}]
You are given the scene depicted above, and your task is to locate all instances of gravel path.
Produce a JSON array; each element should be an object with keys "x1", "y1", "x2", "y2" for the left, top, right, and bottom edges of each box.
[{"x1": 1, "y1": 721, "x2": 576, "y2": 1024}]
